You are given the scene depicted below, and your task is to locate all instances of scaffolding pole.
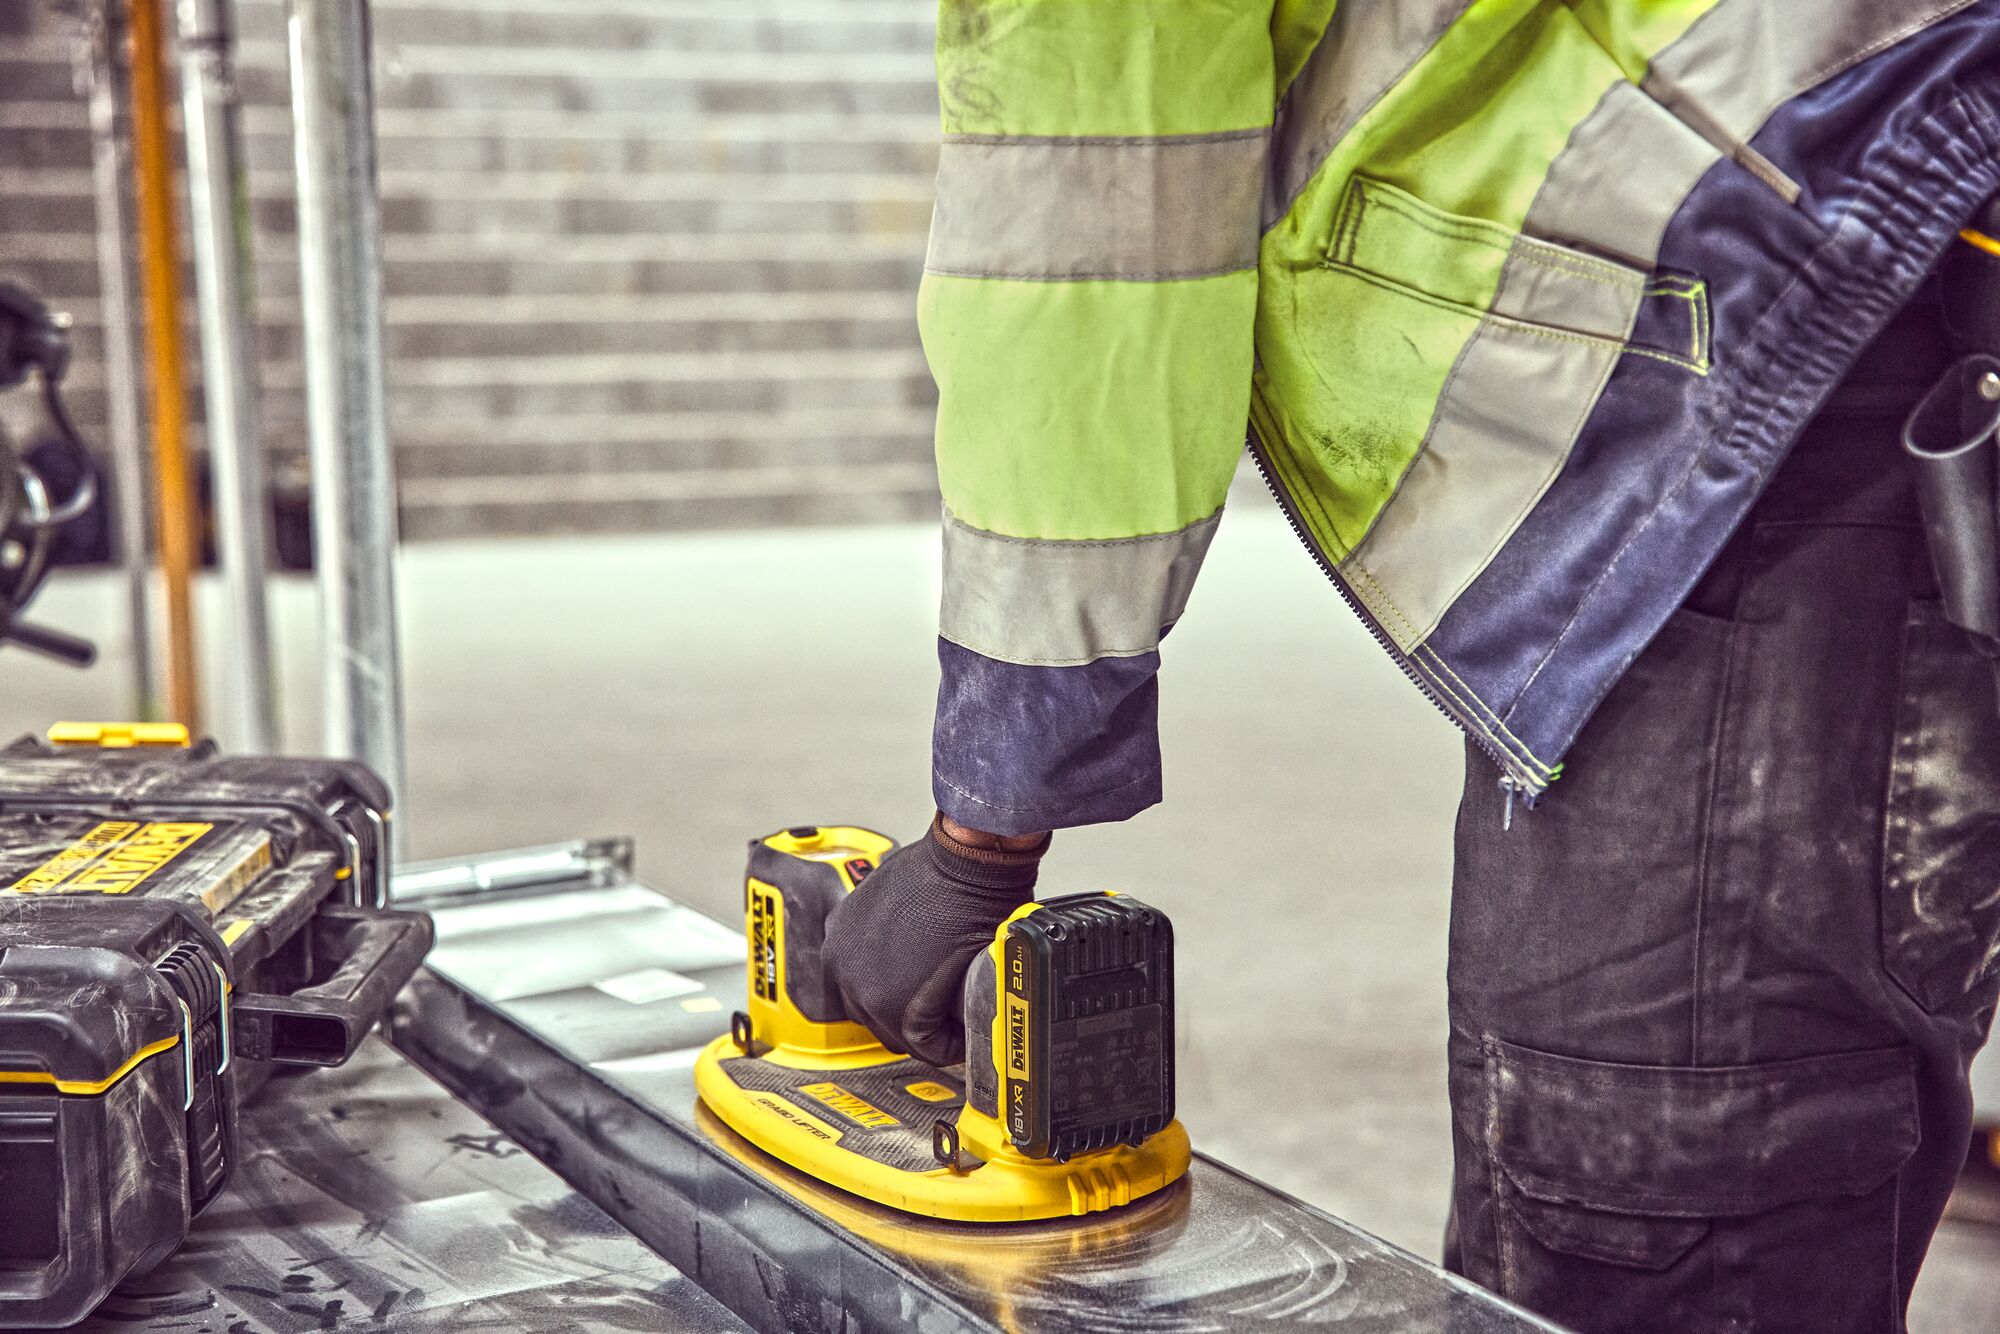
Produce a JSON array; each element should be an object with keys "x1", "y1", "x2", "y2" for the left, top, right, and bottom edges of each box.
[
  {"x1": 71, "y1": 0, "x2": 156, "y2": 720},
  {"x1": 284, "y1": 0, "x2": 407, "y2": 850},
  {"x1": 127, "y1": 0, "x2": 202, "y2": 732},
  {"x1": 175, "y1": 0, "x2": 277, "y2": 753}
]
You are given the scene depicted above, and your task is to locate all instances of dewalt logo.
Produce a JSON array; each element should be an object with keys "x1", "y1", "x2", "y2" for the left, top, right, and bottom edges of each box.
[
  {"x1": 797, "y1": 1082, "x2": 900, "y2": 1129},
  {"x1": 749, "y1": 883, "x2": 778, "y2": 1002},
  {"x1": 65, "y1": 823, "x2": 212, "y2": 893},
  {"x1": 8, "y1": 821, "x2": 212, "y2": 895},
  {"x1": 1004, "y1": 993, "x2": 1030, "y2": 1080}
]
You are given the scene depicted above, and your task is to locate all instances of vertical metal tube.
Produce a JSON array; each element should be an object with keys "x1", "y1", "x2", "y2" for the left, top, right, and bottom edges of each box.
[
  {"x1": 284, "y1": 0, "x2": 408, "y2": 850},
  {"x1": 71, "y1": 0, "x2": 157, "y2": 720},
  {"x1": 128, "y1": 0, "x2": 203, "y2": 733},
  {"x1": 176, "y1": 0, "x2": 278, "y2": 753}
]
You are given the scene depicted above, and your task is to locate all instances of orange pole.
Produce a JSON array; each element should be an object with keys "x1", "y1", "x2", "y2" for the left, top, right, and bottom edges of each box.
[{"x1": 125, "y1": 0, "x2": 200, "y2": 731}]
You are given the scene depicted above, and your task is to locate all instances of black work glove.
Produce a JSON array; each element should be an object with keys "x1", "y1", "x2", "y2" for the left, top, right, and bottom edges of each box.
[{"x1": 822, "y1": 813, "x2": 1046, "y2": 1066}]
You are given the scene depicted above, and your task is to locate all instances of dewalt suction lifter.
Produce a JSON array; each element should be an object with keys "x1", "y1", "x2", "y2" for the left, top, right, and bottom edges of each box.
[
  {"x1": 0, "y1": 728, "x2": 433, "y2": 1330},
  {"x1": 694, "y1": 826, "x2": 1190, "y2": 1222}
]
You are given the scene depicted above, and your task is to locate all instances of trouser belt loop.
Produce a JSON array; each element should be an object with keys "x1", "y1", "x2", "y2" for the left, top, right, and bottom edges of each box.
[{"x1": 1904, "y1": 195, "x2": 2000, "y2": 707}]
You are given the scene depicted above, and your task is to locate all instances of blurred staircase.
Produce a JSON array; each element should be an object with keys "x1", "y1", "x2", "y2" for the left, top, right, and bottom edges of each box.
[{"x1": 0, "y1": 0, "x2": 942, "y2": 539}]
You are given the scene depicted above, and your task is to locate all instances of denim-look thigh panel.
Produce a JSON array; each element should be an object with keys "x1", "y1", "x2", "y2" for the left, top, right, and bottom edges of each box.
[
  {"x1": 1689, "y1": 514, "x2": 1930, "y2": 1068},
  {"x1": 1881, "y1": 599, "x2": 2000, "y2": 1019},
  {"x1": 1449, "y1": 607, "x2": 1737, "y2": 1069}
]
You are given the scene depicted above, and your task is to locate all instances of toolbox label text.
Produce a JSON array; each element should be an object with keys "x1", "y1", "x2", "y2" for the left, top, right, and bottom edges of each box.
[
  {"x1": 7, "y1": 821, "x2": 142, "y2": 892},
  {"x1": 29, "y1": 822, "x2": 214, "y2": 895},
  {"x1": 798, "y1": 1082, "x2": 900, "y2": 1129}
]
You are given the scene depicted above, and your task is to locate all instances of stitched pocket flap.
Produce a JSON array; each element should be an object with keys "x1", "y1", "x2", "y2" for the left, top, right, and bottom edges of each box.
[
  {"x1": 1486, "y1": 1039, "x2": 1919, "y2": 1217},
  {"x1": 1331, "y1": 175, "x2": 1651, "y2": 343}
]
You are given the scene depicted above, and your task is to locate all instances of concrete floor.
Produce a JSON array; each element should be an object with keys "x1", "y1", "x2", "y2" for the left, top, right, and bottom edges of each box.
[{"x1": 8, "y1": 488, "x2": 1998, "y2": 1329}]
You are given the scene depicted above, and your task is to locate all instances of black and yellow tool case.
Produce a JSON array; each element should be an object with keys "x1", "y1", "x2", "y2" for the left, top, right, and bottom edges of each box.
[{"x1": 0, "y1": 728, "x2": 433, "y2": 1330}]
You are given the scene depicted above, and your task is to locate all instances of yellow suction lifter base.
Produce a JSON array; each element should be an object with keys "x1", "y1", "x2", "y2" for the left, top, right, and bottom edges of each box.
[{"x1": 694, "y1": 1035, "x2": 1191, "y2": 1223}]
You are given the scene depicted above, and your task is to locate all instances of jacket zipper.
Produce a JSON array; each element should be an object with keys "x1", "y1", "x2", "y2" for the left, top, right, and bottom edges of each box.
[{"x1": 1243, "y1": 430, "x2": 1535, "y2": 804}]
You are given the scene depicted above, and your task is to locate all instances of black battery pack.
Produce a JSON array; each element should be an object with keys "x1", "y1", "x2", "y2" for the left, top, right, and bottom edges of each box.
[
  {"x1": 1001, "y1": 893, "x2": 1174, "y2": 1162},
  {"x1": 0, "y1": 730, "x2": 433, "y2": 1330}
]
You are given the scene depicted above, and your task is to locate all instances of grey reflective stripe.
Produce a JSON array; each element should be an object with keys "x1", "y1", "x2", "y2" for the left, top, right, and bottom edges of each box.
[
  {"x1": 1264, "y1": 0, "x2": 1473, "y2": 228},
  {"x1": 1643, "y1": 0, "x2": 1975, "y2": 181},
  {"x1": 940, "y1": 508, "x2": 1222, "y2": 667},
  {"x1": 1526, "y1": 0, "x2": 1969, "y2": 266},
  {"x1": 1490, "y1": 234, "x2": 1648, "y2": 341},
  {"x1": 1519, "y1": 79, "x2": 1722, "y2": 269},
  {"x1": 925, "y1": 133, "x2": 1265, "y2": 283},
  {"x1": 1344, "y1": 313, "x2": 1628, "y2": 648},
  {"x1": 1348, "y1": 0, "x2": 1968, "y2": 647}
]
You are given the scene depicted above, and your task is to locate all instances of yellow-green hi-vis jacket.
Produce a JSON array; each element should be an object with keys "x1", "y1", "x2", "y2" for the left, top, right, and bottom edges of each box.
[{"x1": 923, "y1": 0, "x2": 2000, "y2": 835}]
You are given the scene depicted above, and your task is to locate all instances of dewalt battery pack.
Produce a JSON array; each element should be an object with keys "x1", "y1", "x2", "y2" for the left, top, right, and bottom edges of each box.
[
  {"x1": 983, "y1": 892, "x2": 1176, "y2": 1163},
  {"x1": 0, "y1": 728, "x2": 433, "y2": 1330}
]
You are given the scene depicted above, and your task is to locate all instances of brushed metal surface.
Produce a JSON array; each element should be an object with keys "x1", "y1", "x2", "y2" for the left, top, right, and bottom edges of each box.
[
  {"x1": 391, "y1": 852, "x2": 1562, "y2": 1334},
  {"x1": 69, "y1": 1036, "x2": 746, "y2": 1333}
]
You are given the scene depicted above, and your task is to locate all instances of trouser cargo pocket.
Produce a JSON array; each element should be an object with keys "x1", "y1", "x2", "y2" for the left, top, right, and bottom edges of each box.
[{"x1": 1454, "y1": 1037, "x2": 1920, "y2": 1333}]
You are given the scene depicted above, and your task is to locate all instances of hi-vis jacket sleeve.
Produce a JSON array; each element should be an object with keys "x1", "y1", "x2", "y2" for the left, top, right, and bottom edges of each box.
[{"x1": 920, "y1": 2, "x2": 1277, "y2": 836}]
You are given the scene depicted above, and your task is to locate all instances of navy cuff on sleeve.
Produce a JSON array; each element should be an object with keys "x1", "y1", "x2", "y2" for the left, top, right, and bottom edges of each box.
[{"x1": 931, "y1": 636, "x2": 1164, "y2": 837}]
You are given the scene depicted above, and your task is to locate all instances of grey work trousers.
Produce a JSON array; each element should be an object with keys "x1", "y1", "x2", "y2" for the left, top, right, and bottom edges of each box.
[{"x1": 1444, "y1": 372, "x2": 2000, "y2": 1332}]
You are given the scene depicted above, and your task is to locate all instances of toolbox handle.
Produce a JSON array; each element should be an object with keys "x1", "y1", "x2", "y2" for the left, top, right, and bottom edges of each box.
[{"x1": 233, "y1": 905, "x2": 434, "y2": 1067}]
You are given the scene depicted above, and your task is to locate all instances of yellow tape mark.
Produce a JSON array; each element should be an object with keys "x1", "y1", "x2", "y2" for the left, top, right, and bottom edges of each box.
[
  {"x1": 0, "y1": 1034, "x2": 180, "y2": 1096},
  {"x1": 1962, "y1": 228, "x2": 2000, "y2": 259}
]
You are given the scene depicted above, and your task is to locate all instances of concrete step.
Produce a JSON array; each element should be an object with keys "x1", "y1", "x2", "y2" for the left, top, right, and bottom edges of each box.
[
  {"x1": 7, "y1": 108, "x2": 941, "y2": 177},
  {"x1": 54, "y1": 297, "x2": 919, "y2": 369},
  {"x1": 0, "y1": 57, "x2": 86, "y2": 104},
  {"x1": 390, "y1": 405, "x2": 934, "y2": 472},
  {"x1": 363, "y1": 3, "x2": 934, "y2": 57},
  {"x1": 230, "y1": 0, "x2": 934, "y2": 58},
  {"x1": 0, "y1": 121, "x2": 89, "y2": 171},
  {"x1": 277, "y1": 119, "x2": 941, "y2": 177},
  {"x1": 399, "y1": 459, "x2": 939, "y2": 540},
  {"x1": 371, "y1": 249, "x2": 925, "y2": 300},
  {"x1": 1, "y1": 0, "x2": 947, "y2": 539},
  {"x1": 25, "y1": 246, "x2": 924, "y2": 309},
  {"x1": 7, "y1": 195, "x2": 930, "y2": 250},
  {"x1": 218, "y1": 47, "x2": 938, "y2": 118}
]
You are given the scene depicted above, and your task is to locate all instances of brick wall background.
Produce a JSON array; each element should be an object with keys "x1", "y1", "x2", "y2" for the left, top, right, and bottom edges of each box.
[{"x1": 0, "y1": 0, "x2": 943, "y2": 540}]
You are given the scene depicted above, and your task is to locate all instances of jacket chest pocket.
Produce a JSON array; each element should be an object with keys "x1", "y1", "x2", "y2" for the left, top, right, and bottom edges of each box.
[
  {"x1": 1882, "y1": 600, "x2": 2000, "y2": 1014},
  {"x1": 1326, "y1": 175, "x2": 1709, "y2": 373},
  {"x1": 1291, "y1": 174, "x2": 1711, "y2": 649}
]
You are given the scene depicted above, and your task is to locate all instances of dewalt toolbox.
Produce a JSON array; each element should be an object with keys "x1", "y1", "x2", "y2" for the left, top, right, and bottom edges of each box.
[{"x1": 0, "y1": 727, "x2": 432, "y2": 1329}]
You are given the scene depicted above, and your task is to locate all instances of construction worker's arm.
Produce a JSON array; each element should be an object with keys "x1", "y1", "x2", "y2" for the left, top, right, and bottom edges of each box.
[
  {"x1": 825, "y1": 4, "x2": 1276, "y2": 1060},
  {"x1": 921, "y1": 1, "x2": 1275, "y2": 838}
]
